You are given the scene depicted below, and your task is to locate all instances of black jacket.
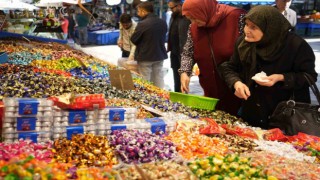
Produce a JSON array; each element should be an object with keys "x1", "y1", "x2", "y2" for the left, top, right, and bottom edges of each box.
[
  {"x1": 218, "y1": 33, "x2": 317, "y2": 129},
  {"x1": 168, "y1": 14, "x2": 190, "y2": 68},
  {"x1": 131, "y1": 14, "x2": 168, "y2": 62}
]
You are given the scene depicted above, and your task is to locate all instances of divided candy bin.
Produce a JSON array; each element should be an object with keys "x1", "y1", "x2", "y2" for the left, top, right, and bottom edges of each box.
[
  {"x1": 0, "y1": 52, "x2": 8, "y2": 64},
  {"x1": 169, "y1": 92, "x2": 219, "y2": 110}
]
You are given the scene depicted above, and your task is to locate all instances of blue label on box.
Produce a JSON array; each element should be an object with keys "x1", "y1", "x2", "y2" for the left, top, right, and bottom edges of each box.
[
  {"x1": 18, "y1": 132, "x2": 38, "y2": 143},
  {"x1": 66, "y1": 126, "x2": 84, "y2": 140},
  {"x1": 109, "y1": 109, "x2": 126, "y2": 122},
  {"x1": 17, "y1": 117, "x2": 37, "y2": 131},
  {"x1": 146, "y1": 117, "x2": 167, "y2": 134},
  {"x1": 68, "y1": 111, "x2": 86, "y2": 124},
  {"x1": 18, "y1": 99, "x2": 39, "y2": 115},
  {"x1": 111, "y1": 125, "x2": 127, "y2": 131}
]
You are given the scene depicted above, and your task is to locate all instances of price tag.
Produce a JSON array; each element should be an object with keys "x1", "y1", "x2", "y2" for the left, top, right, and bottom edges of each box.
[{"x1": 109, "y1": 70, "x2": 134, "y2": 90}]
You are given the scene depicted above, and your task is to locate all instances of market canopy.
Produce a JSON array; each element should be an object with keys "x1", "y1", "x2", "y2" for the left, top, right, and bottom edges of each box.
[
  {"x1": 0, "y1": 0, "x2": 39, "y2": 11},
  {"x1": 35, "y1": 0, "x2": 91, "y2": 7},
  {"x1": 218, "y1": 0, "x2": 274, "y2": 4}
]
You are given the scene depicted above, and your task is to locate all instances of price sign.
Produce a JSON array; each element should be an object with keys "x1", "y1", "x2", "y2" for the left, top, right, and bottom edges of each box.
[{"x1": 109, "y1": 70, "x2": 134, "y2": 90}]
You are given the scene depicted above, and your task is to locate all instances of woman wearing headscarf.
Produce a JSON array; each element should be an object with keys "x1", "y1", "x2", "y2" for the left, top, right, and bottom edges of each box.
[
  {"x1": 218, "y1": 6, "x2": 317, "y2": 129},
  {"x1": 179, "y1": 0, "x2": 246, "y2": 116}
]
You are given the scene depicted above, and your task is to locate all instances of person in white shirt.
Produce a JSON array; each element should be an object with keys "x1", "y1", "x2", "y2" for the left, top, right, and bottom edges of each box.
[
  {"x1": 117, "y1": 14, "x2": 137, "y2": 60},
  {"x1": 274, "y1": 0, "x2": 297, "y2": 30}
]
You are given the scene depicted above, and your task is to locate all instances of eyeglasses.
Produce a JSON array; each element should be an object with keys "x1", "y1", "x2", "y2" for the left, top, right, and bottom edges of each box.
[{"x1": 169, "y1": 5, "x2": 178, "y2": 10}]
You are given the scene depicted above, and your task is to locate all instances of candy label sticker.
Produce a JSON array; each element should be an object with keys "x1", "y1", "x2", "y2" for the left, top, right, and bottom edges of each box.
[
  {"x1": 146, "y1": 118, "x2": 167, "y2": 134},
  {"x1": 111, "y1": 125, "x2": 127, "y2": 131},
  {"x1": 69, "y1": 111, "x2": 86, "y2": 124},
  {"x1": 66, "y1": 126, "x2": 84, "y2": 140},
  {"x1": 109, "y1": 109, "x2": 125, "y2": 122},
  {"x1": 17, "y1": 117, "x2": 37, "y2": 131},
  {"x1": 18, "y1": 132, "x2": 38, "y2": 143},
  {"x1": 18, "y1": 99, "x2": 39, "y2": 115}
]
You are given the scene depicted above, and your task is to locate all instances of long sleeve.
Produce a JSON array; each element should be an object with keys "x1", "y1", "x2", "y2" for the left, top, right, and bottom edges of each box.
[
  {"x1": 218, "y1": 37, "x2": 243, "y2": 91},
  {"x1": 118, "y1": 24, "x2": 123, "y2": 43},
  {"x1": 130, "y1": 22, "x2": 143, "y2": 46},
  {"x1": 282, "y1": 39, "x2": 317, "y2": 90},
  {"x1": 178, "y1": 27, "x2": 195, "y2": 76}
]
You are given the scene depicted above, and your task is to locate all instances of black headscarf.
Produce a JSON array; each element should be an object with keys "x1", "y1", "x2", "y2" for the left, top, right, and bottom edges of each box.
[{"x1": 238, "y1": 5, "x2": 292, "y2": 83}]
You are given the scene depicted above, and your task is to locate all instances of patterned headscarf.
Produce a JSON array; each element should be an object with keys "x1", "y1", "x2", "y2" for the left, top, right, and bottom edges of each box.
[
  {"x1": 182, "y1": 0, "x2": 236, "y2": 28},
  {"x1": 238, "y1": 5, "x2": 292, "y2": 84}
]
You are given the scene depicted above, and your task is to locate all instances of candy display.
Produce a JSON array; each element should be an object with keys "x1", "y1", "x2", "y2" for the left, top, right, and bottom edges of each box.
[
  {"x1": 0, "y1": 155, "x2": 73, "y2": 179},
  {"x1": 188, "y1": 154, "x2": 269, "y2": 179},
  {"x1": 211, "y1": 134, "x2": 258, "y2": 154},
  {"x1": 53, "y1": 134, "x2": 118, "y2": 167},
  {"x1": 165, "y1": 130, "x2": 228, "y2": 160},
  {"x1": 2, "y1": 98, "x2": 53, "y2": 143},
  {"x1": 254, "y1": 139, "x2": 316, "y2": 163},
  {"x1": 0, "y1": 36, "x2": 319, "y2": 179},
  {"x1": 242, "y1": 151, "x2": 320, "y2": 179},
  {"x1": 0, "y1": 140, "x2": 53, "y2": 162},
  {"x1": 110, "y1": 130, "x2": 178, "y2": 164},
  {"x1": 118, "y1": 161, "x2": 197, "y2": 180}
]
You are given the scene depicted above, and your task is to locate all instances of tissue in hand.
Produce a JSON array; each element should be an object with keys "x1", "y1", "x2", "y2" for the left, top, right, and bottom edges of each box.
[{"x1": 251, "y1": 71, "x2": 270, "y2": 82}]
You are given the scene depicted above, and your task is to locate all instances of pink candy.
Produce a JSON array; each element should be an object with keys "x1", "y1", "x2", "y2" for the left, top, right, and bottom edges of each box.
[{"x1": 0, "y1": 139, "x2": 53, "y2": 162}]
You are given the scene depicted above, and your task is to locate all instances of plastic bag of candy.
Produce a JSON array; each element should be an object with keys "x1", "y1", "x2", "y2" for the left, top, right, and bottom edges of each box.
[
  {"x1": 263, "y1": 128, "x2": 288, "y2": 142},
  {"x1": 221, "y1": 124, "x2": 258, "y2": 139},
  {"x1": 199, "y1": 118, "x2": 225, "y2": 135}
]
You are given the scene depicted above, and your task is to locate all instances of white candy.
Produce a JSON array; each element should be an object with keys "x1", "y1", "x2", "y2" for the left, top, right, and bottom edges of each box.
[
  {"x1": 3, "y1": 123, "x2": 12, "y2": 128},
  {"x1": 98, "y1": 114, "x2": 106, "y2": 119},
  {"x1": 54, "y1": 117, "x2": 62, "y2": 121},
  {"x1": 54, "y1": 111, "x2": 63, "y2": 116},
  {"x1": 53, "y1": 121, "x2": 61, "y2": 126},
  {"x1": 87, "y1": 119, "x2": 95, "y2": 124},
  {"x1": 4, "y1": 133, "x2": 14, "y2": 138},
  {"x1": 43, "y1": 111, "x2": 52, "y2": 116},
  {"x1": 53, "y1": 134, "x2": 61, "y2": 139},
  {"x1": 62, "y1": 117, "x2": 68, "y2": 122},
  {"x1": 6, "y1": 107, "x2": 15, "y2": 111},
  {"x1": 98, "y1": 131, "x2": 106, "y2": 135},
  {"x1": 61, "y1": 121, "x2": 68, "y2": 126},
  {"x1": 62, "y1": 111, "x2": 69, "y2": 116},
  {"x1": 4, "y1": 118, "x2": 14, "y2": 123},
  {"x1": 5, "y1": 112, "x2": 14, "y2": 116},
  {"x1": 38, "y1": 107, "x2": 44, "y2": 111},
  {"x1": 86, "y1": 111, "x2": 95, "y2": 115},
  {"x1": 41, "y1": 127, "x2": 50, "y2": 131},
  {"x1": 36, "y1": 127, "x2": 41, "y2": 131},
  {"x1": 53, "y1": 127, "x2": 62, "y2": 133},
  {"x1": 97, "y1": 119, "x2": 105, "y2": 123},
  {"x1": 36, "y1": 121, "x2": 41, "y2": 126},
  {"x1": 87, "y1": 115, "x2": 94, "y2": 119},
  {"x1": 42, "y1": 121, "x2": 51, "y2": 126},
  {"x1": 88, "y1": 130, "x2": 96, "y2": 135}
]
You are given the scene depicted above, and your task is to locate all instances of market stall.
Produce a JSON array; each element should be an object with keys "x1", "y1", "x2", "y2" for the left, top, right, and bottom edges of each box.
[
  {"x1": 88, "y1": 29, "x2": 119, "y2": 45},
  {"x1": 0, "y1": 34, "x2": 319, "y2": 179}
]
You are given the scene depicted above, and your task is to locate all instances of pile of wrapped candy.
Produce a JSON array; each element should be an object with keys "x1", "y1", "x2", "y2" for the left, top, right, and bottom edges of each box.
[{"x1": 0, "y1": 37, "x2": 319, "y2": 179}]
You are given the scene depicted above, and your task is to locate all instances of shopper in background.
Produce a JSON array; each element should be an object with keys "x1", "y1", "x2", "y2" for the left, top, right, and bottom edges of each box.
[
  {"x1": 67, "y1": 9, "x2": 76, "y2": 41},
  {"x1": 131, "y1": 2, "x2": 168, "y2": 88},
  {"x1": 75, "y1": 9, "x2": 89, "y2": 46},
  {"x1": 274, "y1": 0, "x2": 297, "y2": 30},
  {"x1": 167, "y1": 0, "x2": 191, "y2": 92},
  {"x1": 218, "y1": 6, "x2": 316, "y2": 129},
  {"x1": 59, "y1": 14, "x2": 69, "y2": 40},
  {"x1": 118, "y1": 14, "x2": 137, "y2": 60},
  {"x1": 179, "y1": 0, "x2": 246, "y2": 115}
]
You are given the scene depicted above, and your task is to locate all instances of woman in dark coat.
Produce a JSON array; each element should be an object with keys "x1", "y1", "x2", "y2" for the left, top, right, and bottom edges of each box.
[{"x1": 218, "y1": 6, "x2": 317, "y2": 129}]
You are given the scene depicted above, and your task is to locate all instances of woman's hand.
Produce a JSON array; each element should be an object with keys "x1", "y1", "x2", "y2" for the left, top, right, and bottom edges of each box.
[
  {"x1": 234, "y1": 81, "x2": 251, "y2": 100},
  {"x1": 180, "y1": 73, "x2": 190, "y2": 94},
  {"x1": 117, "y1": 40, "x2": 123, "y2": 48},
  {"x1": 255, "y1": 74, "x2": 284, "y2": 87}
]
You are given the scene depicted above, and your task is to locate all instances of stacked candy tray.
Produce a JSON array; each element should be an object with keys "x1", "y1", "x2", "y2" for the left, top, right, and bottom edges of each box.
[{"x1": 2, "y1": 98, "x2": 53, "y2": 143}]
